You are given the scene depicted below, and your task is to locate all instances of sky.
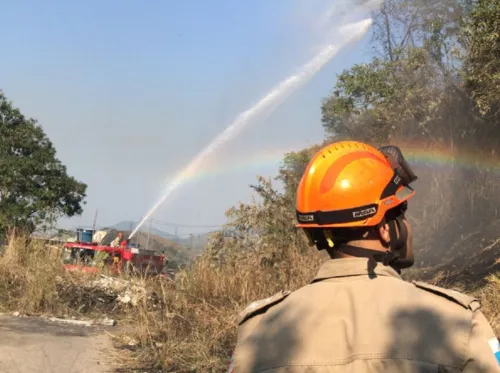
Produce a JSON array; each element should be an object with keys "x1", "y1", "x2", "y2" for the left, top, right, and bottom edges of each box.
[{"x1": 1, "y1": 0, "x2": 377, "y2": 237}]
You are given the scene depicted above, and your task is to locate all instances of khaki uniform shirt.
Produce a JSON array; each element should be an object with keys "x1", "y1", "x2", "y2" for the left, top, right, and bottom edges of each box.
[{"x1": 230, "y1": 258, "x2": 500, "y2": 373}]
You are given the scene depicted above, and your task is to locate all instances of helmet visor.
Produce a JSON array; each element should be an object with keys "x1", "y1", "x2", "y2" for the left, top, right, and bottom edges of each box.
[{"x1": 378, "y1": 145, "x2": 417, "y2": 185}]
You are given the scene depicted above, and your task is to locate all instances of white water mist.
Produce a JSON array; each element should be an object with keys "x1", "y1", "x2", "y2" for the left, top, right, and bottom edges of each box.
[{"x1": 130, "y1": 18, "x2": 373, "y2": 239}]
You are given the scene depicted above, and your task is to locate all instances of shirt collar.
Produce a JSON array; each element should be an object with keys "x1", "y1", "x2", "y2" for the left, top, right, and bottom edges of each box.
[{"x1": 312, "y1": 257, "x2": 403, "y2": 283}]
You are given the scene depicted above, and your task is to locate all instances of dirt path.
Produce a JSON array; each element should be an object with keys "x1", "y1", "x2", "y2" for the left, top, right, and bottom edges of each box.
[{"x1": 0, "y1": 315, "x2": 115, "y2": 373}]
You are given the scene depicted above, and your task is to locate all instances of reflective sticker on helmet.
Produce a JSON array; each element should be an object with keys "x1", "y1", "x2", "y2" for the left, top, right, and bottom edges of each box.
[
  {"x1": 383, "y1": 197, "x2": 395, "y2": 206},
  {"x1": 298, "y1": 214, "x2": 314, "y2": 222},
  {"x1": 352, "y1": 207, "x2": 376, "y2": 218},
  {"x1": 488, "y1": 337, "x2": 500, "y2": 365}
]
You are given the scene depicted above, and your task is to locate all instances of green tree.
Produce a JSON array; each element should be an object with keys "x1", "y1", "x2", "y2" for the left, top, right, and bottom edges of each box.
[
  {"x1": 320, "y1": 0, "x2": 498, "y2": 149},
  {"x1": 322, "y1": 0, "x2": 474, "y2": 142},
  {"x1": 461, "y1": 0, "x2": 500, "y2": 115},
  {"x1": 320, "y1": 48, "x2": 459, "y2": 143},
  {"x1": 204, "y1": 176, "x2": 312, "y2": 274},
  {"x1": 371, "y1": 0, "x2": 473, "y2": 65},
  {"x1": 0, "y1": 91, "x2": 87, "y2": 237}
]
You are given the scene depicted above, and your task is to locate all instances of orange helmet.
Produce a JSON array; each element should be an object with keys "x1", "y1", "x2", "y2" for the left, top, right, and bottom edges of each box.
[{"x1": 296, "y1": 141, "x2": 417, "y2": 228}]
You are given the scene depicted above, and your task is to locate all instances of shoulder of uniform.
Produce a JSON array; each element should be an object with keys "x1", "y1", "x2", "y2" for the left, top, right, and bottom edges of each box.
[
  {"x1": 412, "y1": 281, "x2": 480, "y2": 312},
  {"x1": 238, "y1": 290, "x2": 291, "y2": 326}
]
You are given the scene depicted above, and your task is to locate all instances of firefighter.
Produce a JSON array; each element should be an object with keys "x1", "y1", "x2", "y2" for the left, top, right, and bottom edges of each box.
[
  {"x1": 110, "y1": 232, "x2": 123, "y2": 248},
  {"x1": 229, "y1": 141, "x2": 500, "y2": 373}
]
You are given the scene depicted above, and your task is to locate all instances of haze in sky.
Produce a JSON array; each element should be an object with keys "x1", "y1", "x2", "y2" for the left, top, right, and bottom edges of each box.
[{"x1": 1, "y1": 0, "x2": 376, "y2": 237}]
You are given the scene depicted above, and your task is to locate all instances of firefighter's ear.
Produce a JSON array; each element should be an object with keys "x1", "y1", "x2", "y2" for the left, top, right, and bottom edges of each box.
[{"x1": 378, "y1": 223, "x2": 391, "y2": 244}]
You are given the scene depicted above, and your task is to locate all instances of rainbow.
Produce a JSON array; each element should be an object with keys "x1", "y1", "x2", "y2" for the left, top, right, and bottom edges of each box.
[
  {"x1": 160, "y1": 146, "x2": 303, "y2": 187},
  {"x1": 164, "y1": 141, "x2": 500, "y2": 187},
  {"x1": 397, "y1": 141, "x2": 500, "y2": 173}
]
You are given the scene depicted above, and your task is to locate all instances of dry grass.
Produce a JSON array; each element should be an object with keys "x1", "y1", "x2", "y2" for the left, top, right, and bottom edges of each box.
[
  {"x1": 0, "y1": 236, "x2": 132, "y2": 317},
  {"x1": 116, "y1": 251, "x2": 500, "y2": 373},
  {"x1": 0, "y1": 233, "x2": 323, "y2": 371},
  {"x1": 112, "y1": 245, "x2": 325, "y2": 372},
  {"x1": 475, "y1": 273, "x2": 500, "y2": 335},
  {"x1": 1, "y1": 233, "x2": 498, "y2": 373},
  {"x1": 0, "y1": 236, "x2": 67, "y2": 315}
]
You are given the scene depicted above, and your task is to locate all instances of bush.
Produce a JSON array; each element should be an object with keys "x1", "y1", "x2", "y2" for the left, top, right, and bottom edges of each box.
[
  {"x1": 113, "y1": 243, "x2": 325, "y2": 372},
  {"x1": 0, "y1": 236, "x2": 64, "y2": 314}
]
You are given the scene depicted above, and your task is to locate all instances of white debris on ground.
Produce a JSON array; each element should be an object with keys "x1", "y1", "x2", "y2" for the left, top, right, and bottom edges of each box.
[
  {"x1": 55, "y1": 274, "x2": 149, "y2": 308},
  {"x1": 47, "y1": 316, "x2": 117, "y2": 327},
  {"x1": 3, "y1": 312, "x2": 117, "y2": 327},
  {"x1": 88, "y1": 274, "x2": 147, "y2": 306}
]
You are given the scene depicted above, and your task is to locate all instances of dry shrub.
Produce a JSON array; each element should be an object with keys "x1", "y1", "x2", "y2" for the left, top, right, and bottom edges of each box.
[
  {"x1": 474, "y1": 273, "x2": 500, "y2": 335},
  {"x1": 114, "y1": 244, "x2": 325, "y2": 372},
  {"x1": 0, "y1": 235, "x2": 133, "y2": 317},
  {"x1": 0, "y1": 236, "x2": 64, "y2": 314},
  {"x1": 56, "y1": 271, "x2": 123, "y2": 315}
]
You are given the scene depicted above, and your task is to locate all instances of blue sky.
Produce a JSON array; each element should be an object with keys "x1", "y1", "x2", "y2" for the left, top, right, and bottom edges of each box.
[{"x1": 1, "y1": 0, "x2": 376, "y2": 237}]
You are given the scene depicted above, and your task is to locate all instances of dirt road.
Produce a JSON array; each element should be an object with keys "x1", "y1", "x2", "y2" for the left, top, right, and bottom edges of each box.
[{"x1": 0, "y1": 315, "x2": 115, "y2": 373}]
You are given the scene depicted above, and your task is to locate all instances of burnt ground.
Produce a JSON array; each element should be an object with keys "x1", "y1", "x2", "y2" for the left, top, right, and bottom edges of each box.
[{"x1": 405, "y1": 219, "x2": 500, "y2": 289}]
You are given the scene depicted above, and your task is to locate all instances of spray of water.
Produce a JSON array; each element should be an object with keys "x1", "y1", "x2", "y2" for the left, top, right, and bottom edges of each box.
[{"x1": 129, "y1": 18, "x2": 373, "y2": 239}]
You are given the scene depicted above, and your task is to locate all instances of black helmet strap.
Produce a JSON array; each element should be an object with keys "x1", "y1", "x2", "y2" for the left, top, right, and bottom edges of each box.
[{"x1": 331, "y1": 205, "x2": 410, "y2": 271}]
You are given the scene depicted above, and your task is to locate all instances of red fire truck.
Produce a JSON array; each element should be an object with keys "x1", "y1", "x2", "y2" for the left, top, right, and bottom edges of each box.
[{"x1": 62, "y1": 238, "x2": 167, "y2": 276}]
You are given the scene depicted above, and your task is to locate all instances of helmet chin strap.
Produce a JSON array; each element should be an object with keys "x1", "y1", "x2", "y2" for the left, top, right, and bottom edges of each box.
[
  {"x1": 336, "y1": 215, "x2": 409, "y2": 269},
  {"x1": 388, "y1": 215, "x2": 414, "y2": 269},
  {"x1": 336, "y1": 245, "x2": 398, "y2": 266},
  {"x1": 388, "y1": 215, "x2": 407, "y2": 256}
]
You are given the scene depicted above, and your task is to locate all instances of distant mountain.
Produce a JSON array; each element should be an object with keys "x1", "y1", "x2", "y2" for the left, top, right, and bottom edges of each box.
[{"x1": 109, "y1": 221, "x2": 175, "y2": 238}]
